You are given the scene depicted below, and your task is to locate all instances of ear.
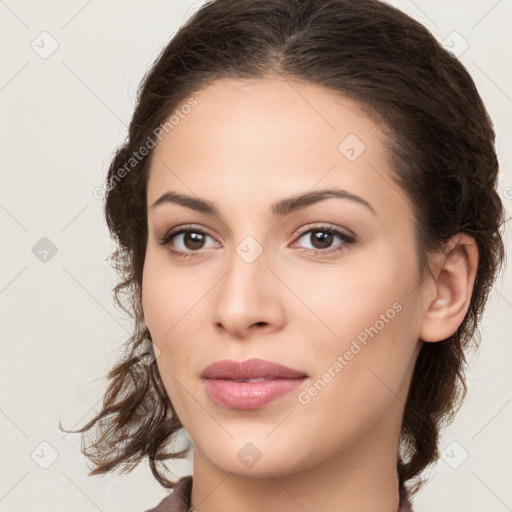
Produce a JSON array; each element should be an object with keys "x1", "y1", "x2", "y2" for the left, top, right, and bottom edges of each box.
[{"x1": 419, "y1": 234, "x2": 479, "y2": 343}]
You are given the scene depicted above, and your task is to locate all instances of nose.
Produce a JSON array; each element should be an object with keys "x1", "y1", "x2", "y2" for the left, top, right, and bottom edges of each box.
[{"x1": 212, "y1": 246, "x2": 286, "y2": 339}]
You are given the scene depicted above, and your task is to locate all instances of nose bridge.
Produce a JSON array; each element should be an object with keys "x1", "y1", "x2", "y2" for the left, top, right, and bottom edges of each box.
[
  {"x1": 217, "y1": 237, "x2": 271, "y2": 312},
  {"x1": 212, "y1": 236, "x2": 285, "y2": 336}
]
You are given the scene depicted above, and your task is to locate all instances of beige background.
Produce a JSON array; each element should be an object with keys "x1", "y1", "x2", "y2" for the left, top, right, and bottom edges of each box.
[{"x1": 1, "y1": 1, "x2": 511, "y2": 511}]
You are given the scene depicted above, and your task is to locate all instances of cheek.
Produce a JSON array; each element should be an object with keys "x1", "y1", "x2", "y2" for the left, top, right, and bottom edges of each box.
[
  {"x1": 291, "y1": 245, "x2": 421, "y2": 404},
  {"x1": 141, "y1": 252, "x2": 209, "y2": 412},
  {"x1": 292, "y1": 300, "x2": 420, "y2": 456},
  {"x1": 142, "y1": 249, "x2": 204, "y2": 339},
  {"x1": 287, "y1": 244, "x2": 416, "y2": 340}
]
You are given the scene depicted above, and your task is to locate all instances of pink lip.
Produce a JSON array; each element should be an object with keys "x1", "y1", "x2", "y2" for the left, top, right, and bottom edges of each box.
[
  {"x1": 201, "y1": 358, "x2": 308, "y2": 410},
  {"x1": 200, "y1": 358, "x2": 308, "y2": 380}
]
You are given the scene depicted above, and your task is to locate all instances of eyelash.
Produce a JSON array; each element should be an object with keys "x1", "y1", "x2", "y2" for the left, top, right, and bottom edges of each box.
[{"x1": 158, "y1": 224, "x2": 355, "y2": 260}]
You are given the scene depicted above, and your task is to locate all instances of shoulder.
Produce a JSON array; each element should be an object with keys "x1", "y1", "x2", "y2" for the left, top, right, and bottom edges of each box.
[{"x1": 142, "y1": 475, "x2": 193, "y2": 512}]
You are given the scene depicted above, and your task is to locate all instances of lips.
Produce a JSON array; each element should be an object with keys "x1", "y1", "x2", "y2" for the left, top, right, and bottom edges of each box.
[
  {"x1": 200, "y1": 358, "x2": 308, "y2": 380},
  {"x1": 201, "y1": 358, "x2": 308, "y2": 409}
]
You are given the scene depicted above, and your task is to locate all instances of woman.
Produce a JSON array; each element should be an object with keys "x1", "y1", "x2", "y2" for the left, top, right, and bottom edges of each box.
[{"x1": 65, "y1": 0, "x2": 505, "y2": 510}]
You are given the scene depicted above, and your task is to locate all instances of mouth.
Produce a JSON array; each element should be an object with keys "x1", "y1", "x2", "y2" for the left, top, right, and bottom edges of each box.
[{"x1": 200, "y1": 358, "x2": 308, "y2": 410}]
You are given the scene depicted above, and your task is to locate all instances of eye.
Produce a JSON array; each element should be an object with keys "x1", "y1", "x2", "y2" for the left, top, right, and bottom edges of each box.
[
  {"x1": 158, "y1": 223, "x2": 355, "y2": 259},
  {"x1": 158, "y1": 225, "x2": 219, "y2": 259},
  {"x1": 292, "y1": 224, "x2": 355, "y2": 256}
]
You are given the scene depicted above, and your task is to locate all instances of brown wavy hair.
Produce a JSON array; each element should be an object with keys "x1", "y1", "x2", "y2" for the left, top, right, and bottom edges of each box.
[{"x1": 61, "y1": 0, "x2": 506, "y2": 495}]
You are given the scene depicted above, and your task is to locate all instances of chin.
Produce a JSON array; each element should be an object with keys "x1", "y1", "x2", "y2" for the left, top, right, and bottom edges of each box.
[{"x1": 196, "y1": 435, "x2": 310, "y2": 479}]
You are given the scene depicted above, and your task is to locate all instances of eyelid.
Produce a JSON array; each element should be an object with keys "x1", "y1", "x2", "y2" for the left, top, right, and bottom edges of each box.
[
  {"x1": 293, "y1": 222, "x2": 355, "y2": 240},
  {"x1": 160, "y1": 223, "x2": 217, "y2": 240}
]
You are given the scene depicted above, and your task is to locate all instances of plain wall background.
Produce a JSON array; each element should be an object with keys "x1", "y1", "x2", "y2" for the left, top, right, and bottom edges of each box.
[{"x1": 1, "y1": 1, "x2": 511, "y2": 511}]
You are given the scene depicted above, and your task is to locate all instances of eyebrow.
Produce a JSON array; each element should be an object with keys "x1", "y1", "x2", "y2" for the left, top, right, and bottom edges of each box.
[{"x1": 150, "y1": 188, "x2": 376, "y2": 216}]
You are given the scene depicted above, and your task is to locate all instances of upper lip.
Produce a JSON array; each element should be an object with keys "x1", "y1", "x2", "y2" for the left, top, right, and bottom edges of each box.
[{"x1": 200, "y1": 358, "x2": 308, "y2": 380}]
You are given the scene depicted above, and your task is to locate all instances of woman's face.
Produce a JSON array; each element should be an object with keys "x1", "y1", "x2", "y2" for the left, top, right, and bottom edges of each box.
[{"x1": 142, "y1": 77, "x2": 427, "y2": 479}]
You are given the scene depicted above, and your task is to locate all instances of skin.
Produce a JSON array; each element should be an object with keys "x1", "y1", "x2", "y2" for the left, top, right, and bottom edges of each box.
[{"x1": 142, "y1": 77, "x2": 478, "y2": 512}]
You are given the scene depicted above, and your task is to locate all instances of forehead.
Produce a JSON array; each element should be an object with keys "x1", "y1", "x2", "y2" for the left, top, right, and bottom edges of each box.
[
  {"x1": 146, "y1": 77, "x2": 410, "y2": 225},
  {"x1": 155, "y1": 77, "x2": 378, "y2": 154}
]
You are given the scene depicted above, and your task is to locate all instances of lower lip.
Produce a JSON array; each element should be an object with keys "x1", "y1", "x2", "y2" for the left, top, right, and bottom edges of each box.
[{"x1": 204, "y1": 378, "x2": 306, "y2": 409}]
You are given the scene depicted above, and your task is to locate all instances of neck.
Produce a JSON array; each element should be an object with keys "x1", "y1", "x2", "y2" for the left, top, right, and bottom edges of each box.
[{"x1": 190, "y1": 425, "x2": 402, "y2": 512}]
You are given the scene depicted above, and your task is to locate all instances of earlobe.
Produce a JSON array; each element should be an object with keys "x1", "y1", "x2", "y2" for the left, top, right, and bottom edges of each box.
[{"x1": 419, "y1": 234, "x2": 479, "y2": 343}]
